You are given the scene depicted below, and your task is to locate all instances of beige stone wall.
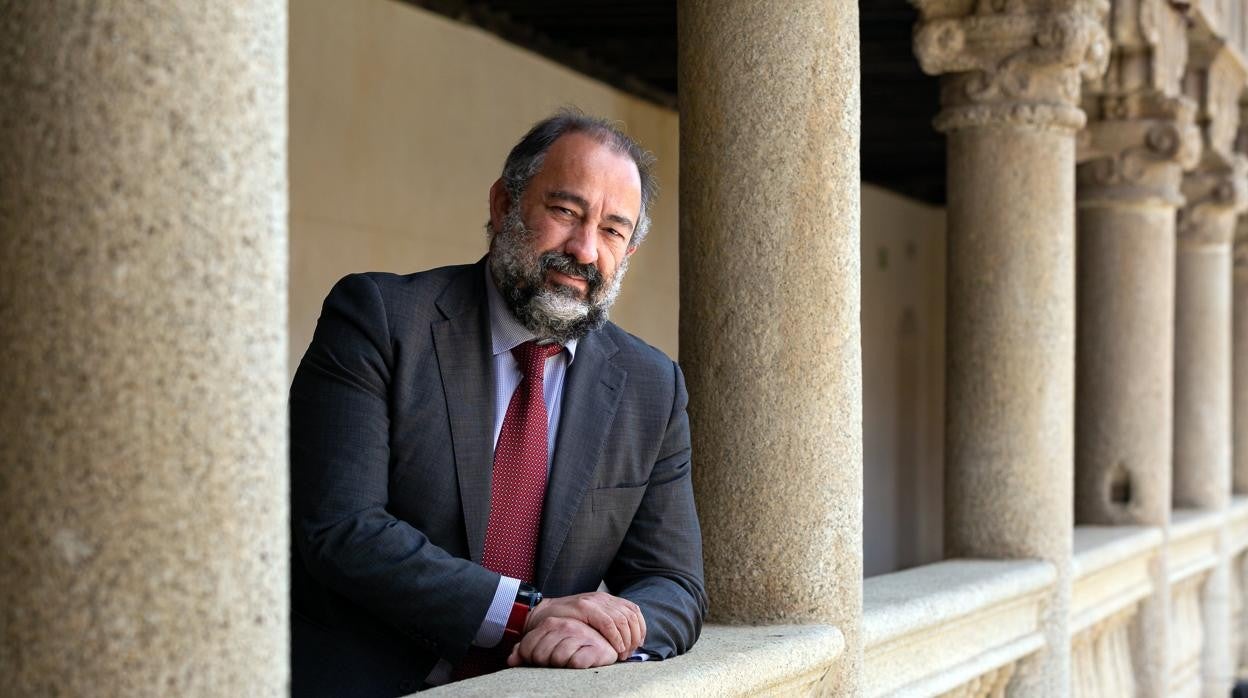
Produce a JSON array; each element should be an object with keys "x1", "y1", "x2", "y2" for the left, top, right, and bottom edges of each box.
[
  {"x1": 861, "y1": 186, "x2": 946, "y2": 577},
  {"x1": 289, "y1": 0, "x2": 679, "y2": 371}
]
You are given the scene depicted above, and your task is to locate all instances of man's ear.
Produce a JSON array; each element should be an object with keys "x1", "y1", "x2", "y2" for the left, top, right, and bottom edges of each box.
[
  {"x1": 625, "y1": 244, "x2": 638, "y2": 257},
  {"x1": 488, "y1": 178, "x2": 510, "y2": 234}
]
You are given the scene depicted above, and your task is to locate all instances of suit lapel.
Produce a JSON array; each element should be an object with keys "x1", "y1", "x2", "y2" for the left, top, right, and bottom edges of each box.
[
  {"x1": 431, "y1": 263, "x2": 494, "y2": 564},
  {"x1": 536, "y1": 330, "x2": 625, "y2": 588}
]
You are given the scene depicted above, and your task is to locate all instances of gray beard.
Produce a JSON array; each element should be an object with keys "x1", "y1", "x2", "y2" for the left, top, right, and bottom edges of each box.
[{"x1": 488, "y1": 208, "x2": 628, "y2": 344}]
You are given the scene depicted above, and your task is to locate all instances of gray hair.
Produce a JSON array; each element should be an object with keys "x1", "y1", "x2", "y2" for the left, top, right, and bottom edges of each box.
[{"x1": 499, "y1": 108, "x2": 658, "y2": 247}]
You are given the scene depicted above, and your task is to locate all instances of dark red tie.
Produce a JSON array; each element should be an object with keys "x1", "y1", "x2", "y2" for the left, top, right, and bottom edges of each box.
[
  {"x1": 481, "y1": 340, "x2": 563, "y2": 583},
  {"x1": 454, "y1": 340, "x2": 562, "y2": 680}
]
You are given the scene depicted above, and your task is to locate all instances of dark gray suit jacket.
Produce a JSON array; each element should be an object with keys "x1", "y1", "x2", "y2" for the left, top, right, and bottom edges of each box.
[{"x1": 289, "y1": 261, "x2": 706, "y2": 697}]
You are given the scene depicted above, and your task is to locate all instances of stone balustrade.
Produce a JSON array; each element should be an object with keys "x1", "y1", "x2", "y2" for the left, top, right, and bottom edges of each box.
[
  {"x1": 1069, "y1": 526, "x2": 1163, "y2": 697},
  {"x1": 1233, "y1": 498, "x2": 1248, "y2": 680},
  {"x1": 1232, "y1": 497, "x2": 1248, "y2": 553},
  {"x1": 1171, "y1": 574, "x2": 1208, "y2": 698},
  {"x1": 861, "y1": 560, "x2": 1054, "y2": 697},
  {"x1": 422, "y1": 624, "x2": 844, "y2": 697},
  {"x1": 1167, "y1": 510, "x2": 1225, "y2": 696}
]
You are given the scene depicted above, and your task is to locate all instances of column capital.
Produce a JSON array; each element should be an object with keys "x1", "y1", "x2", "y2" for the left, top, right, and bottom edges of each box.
[
  {"x1": 1078, "y1": 93, "x2": 1200, "y2": 206},
  {"x1": 912, "y1": 0, "x2": 1111, "y2": 132},
  {"x1": 1179, "y1": 155, "x2": 1248, "y2": 246},
  {"x1": 1184, "y1": 40, "x2": 1248, "y2": 165},
  {"x1": 1083, "y1": 0, "x2": 1189, "y2": 100}
]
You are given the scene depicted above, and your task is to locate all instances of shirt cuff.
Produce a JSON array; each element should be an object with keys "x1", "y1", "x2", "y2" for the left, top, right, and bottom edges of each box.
[{"x1": 474, "y1": 575, "x2": 521, "y2": 648}]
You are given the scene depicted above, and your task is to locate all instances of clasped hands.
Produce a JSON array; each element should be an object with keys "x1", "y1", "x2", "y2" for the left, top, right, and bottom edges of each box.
[{"x1": 506, "y1": 591, "x2": 646, "y2": 670}]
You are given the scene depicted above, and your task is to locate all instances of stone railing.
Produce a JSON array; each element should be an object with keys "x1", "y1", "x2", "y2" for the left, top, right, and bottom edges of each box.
[
  {"x1": 1069, "y1": 526, "x2": 1162, "y2": 697},
  {"x1": 1233, "y1": 497, "x2": 1248, "y2": 552},
  {"x1": 424, "y1": 624, "x2": 844, "y2": 697},
  {"x1": 1232, "y1": 497, "x2": 1248, "y2": 679},
  {"x1": 862, "y1": 559, "x2": 1054, "y2": 697},
  {"x1": 1168, "y1": 509, "x2": 1224, "y2": 697}
]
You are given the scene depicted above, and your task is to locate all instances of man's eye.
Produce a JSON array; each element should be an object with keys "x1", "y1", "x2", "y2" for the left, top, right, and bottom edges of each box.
[
  {"x1": 553, "y1": 206, "x2": 575, "y2": 217},
  {"x1": 604, "y1": 228, "x2": 623, "y2": 238}
]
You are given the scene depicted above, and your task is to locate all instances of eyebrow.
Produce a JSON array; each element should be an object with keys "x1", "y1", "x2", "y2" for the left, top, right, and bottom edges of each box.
[{"x1": 547, "y1": 190, "x2": 636, "y2": 231}]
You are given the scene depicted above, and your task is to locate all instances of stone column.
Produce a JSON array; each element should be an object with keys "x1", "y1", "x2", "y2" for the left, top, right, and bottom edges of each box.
[
  {"x1": 1237, "y1": 218, "x2": 1248, "y2": 494},
  {"x1": 1076, "y1": 93, "x2": 1198, "y2": 696},
  {"x1": 0, "y1": 4, "x2": 288, "y2": 695},
  {"x1": 679, "y1": 0, "x2": 862, "y2": 692},
  {"x1": 1175, "y1": 41, "x2": 1246, "y2": 698},
  {"x1": 1074, "y1": 4, "x2": 1196, "y2": 693},
  {"x1": 912, "y1": 2, "x2": 1109, "y2": 694}
]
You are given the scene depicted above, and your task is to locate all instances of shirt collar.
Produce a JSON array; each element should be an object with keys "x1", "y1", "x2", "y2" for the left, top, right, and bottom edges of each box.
[{"x1": 485, "y1": 262, "x2": 578, "y2": 362}]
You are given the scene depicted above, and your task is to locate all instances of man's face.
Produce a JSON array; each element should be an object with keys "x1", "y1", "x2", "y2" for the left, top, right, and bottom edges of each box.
[{"x1": 488, "y1": 132, "x2": 642, "y2": 342}]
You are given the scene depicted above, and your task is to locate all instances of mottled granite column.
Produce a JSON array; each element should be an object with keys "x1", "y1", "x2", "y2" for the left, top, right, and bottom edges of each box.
[
  {"x1": 1073, "y1": 4, "x2": 1196, "y2": 691},
  {"x1": 1175, "y1": 42, "x2": 1246, "y2": 698},
  {"x1": 1175, "y1": 165, "x2": 1240, "y2": 511},
  {"x1": 1237, "y1": 221, "x2": 1248, "y2": 494},
  {"x1": 679, "y1": 0, "x2": 863, "y2": 691},
  {"x1": 912, "y1": 2, "x2": 1109, "y2": 694},
  {"x1": 0, "y1": 3, "x2": 289, "y2": 695},
  {"x1": 1076, "y1": 95, "x2": 1198, "y2": 694}
]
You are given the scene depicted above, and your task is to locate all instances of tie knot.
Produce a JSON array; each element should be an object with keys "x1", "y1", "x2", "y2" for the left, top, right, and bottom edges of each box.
[{"x1": 512, "y1": 340, "x2": 562, "y2": 377}]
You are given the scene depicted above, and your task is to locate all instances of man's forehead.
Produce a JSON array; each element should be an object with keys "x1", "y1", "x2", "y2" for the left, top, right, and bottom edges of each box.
[
  {"x1": 529, "y1": 135, "x2": 640, "y2": 219},
  {"x1": 539, "y1": 134, "x2": 640, "y2": 187}
]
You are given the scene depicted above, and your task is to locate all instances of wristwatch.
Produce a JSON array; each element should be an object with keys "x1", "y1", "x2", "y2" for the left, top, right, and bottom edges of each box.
[{"x1": 504, "y1": 583, "x2": 542, "y2": 641}]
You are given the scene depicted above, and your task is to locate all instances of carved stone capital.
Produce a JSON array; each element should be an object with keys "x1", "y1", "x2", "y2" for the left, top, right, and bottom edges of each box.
[
  {"x1": 913, "y1": 0, "x2": 1111, "y2": 132},
  {"x1": 1184, "y1": 41, "x2": 1248, "y2": 164},
  {"x1": 1078, "y1": 94, "x2": 1200, "y2": 206},
  {"x1": 1178, "y1": 155, "x2": 1248, "y2": 246},
  {"x1": 1083, "y1": 0, "x2": 1189, "y2": 100}
]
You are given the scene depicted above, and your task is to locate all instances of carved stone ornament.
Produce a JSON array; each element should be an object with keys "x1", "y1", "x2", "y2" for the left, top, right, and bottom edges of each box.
[
  {"x1": 1083, "y1": 0, "x2": 1188, "y2": 100},
  {"x1": 1185, "y1": 41, "x2": 1248, "y2": 163},
  {"x1": 1077, "y1": 94, "x2": 1201, "y2": 206},
  {"x1": 912, "y1": 0, "x2": 1112, "y2": 132},
  {"x1": 1178, "y1": 154, "x2": 1248, "y2": 246}
]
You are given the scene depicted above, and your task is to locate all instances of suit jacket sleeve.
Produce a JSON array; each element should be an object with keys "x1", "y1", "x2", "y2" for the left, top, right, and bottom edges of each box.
[
  {"x1": 605, "y1": 361, "x2": 708, "y2": 657},
  {"x1": 289, "y1": 273, "x2": 497, "y2": 664}
]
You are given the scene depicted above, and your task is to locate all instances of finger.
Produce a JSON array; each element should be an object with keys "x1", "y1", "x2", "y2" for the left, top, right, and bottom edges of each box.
[
  {"x1": 507, "y1": 643, "x2": 523, "y2": 667},
  {"x1": 514, "y1": 622, "x2": 554, "y2": 665},
  {"x1": 569, "y1": 639, "x2": 618, "y2": 670},
  {"x1": 585, "y1": 606, "x2": 626, "y2": 653},
  {"x1": 609, "y1": 607, "x2": 634, "y2": 652},
  {"x1": 528, "y1": 621, "x2": 575, "y2": 666},
  {"x1": 549, "y1": 635, "x2": 588, "y2": 668},
  {"x1": 629, "y1": 608, "x2": 644, "y2": 651},
  {"x1": 630, "y1": 601, "x2": 646, "y2": 646}
]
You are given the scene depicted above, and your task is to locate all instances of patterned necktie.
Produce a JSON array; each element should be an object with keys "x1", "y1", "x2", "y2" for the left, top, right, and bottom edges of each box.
[
  {"x1": 480, "y1": 340, "x2": 563, "y2": 583},
  {"x1": 453, "y1": 341, "x2": 562, "y2": 681}
]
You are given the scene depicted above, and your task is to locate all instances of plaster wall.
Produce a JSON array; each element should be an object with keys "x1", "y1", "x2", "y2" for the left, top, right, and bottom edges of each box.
[
  {"x1": 289, "y1": 0, "x2": 680, "y2": 372},
  {"x1": 861, "y1": 187, "x2": 947, "y2": 577},
  {"x1": 289, "y1": 0, "x2": 947, "y2": 579}
]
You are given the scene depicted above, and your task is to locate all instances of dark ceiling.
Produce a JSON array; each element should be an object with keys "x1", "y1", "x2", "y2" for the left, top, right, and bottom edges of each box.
[{"x1": 402, "y1": 0, "x2": 946, "y2": 205}]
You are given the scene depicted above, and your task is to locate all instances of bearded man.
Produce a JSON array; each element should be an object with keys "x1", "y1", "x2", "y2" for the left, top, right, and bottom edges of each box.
[{"x1": 289, "y1": 111, "x2": 706, "y2": 697}]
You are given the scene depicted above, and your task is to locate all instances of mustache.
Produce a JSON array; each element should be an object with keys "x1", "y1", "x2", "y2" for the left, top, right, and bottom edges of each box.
[{"x1": 540, "y1": 252, "x2": 602, "y2": 290}]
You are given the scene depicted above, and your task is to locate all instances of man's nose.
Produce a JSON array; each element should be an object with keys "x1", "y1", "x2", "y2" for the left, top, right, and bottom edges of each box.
[{"x1": 564, "y1": 222, "x2": 598, "y2": 266}]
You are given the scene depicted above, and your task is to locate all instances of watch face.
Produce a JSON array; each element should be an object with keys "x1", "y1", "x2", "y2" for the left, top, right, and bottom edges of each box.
[{"x1": 516, "y1": 584, "x2": 542, "y2": 608}]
